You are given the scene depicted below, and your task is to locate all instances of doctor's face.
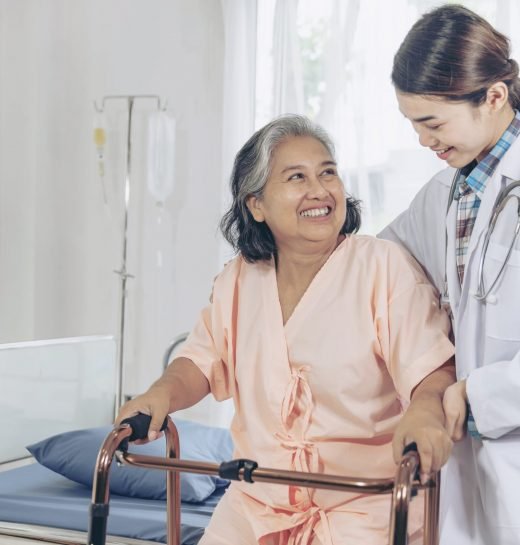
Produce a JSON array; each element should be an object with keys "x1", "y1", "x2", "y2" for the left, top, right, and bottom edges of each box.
[
  {"x1": 246, "y1": 136, "x2": 346, "y2": 253},
  {"x1": 396, "y1": 91, "x2": 503, "y2": 168}
]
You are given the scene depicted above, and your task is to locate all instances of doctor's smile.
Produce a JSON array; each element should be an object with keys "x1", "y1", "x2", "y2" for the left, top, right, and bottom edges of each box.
[{"x1": 433, "y1": 146, "x2": 453, "y2": 160}]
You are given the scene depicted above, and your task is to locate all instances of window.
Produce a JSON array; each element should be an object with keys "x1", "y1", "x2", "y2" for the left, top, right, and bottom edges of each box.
[{"x1": 255, "y1": 0, "x2": 518, "y2": 234}]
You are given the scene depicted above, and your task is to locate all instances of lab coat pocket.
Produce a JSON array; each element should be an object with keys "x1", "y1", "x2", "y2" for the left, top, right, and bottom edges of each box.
[
  {"x1": 483, "y1": 241, "x2": 520, "y2": 342},
  {"x1": 478, "y1": 436, "x2": 520, "y2": 530}
]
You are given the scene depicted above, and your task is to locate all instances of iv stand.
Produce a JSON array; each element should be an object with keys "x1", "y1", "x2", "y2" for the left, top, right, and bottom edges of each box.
[{"x1": 94, "y1": 95, "x2": 167, "y2": 413}]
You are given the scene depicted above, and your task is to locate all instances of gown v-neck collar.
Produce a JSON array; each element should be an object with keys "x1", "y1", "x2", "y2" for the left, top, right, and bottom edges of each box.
[{"x1": 268, "y1": 236, "x2": 349, "y2": 331}]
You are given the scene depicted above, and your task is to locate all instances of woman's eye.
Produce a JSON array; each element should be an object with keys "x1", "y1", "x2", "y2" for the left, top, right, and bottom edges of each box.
[
  {"x1": 321, "y1": 168, "x2": 337, "y2": 176},
  {"x1": 288, "y1": 172, "x2": 304, "y2": 181},
  {"x1": 427, "y1": 124, "x2": 442, "y2": 131}
]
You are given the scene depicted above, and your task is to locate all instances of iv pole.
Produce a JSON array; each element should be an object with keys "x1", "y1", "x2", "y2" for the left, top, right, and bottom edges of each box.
[{"x1": 94, "y1": 95, "x2": 167, "y2": 412}]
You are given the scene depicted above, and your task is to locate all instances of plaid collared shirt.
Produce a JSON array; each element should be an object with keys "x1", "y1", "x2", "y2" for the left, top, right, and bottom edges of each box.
[{"x1": 455, "y1": 110, "x2": 520, "y2": 284}]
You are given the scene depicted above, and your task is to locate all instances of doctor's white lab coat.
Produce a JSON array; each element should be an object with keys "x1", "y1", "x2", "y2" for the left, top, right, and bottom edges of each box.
[{"x1": 379, "y1": 135, "x2": 520, "y2": 545}]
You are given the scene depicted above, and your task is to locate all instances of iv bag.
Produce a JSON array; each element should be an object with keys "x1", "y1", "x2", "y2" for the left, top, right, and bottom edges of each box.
[{"x1": 147, "y1": 111, "x2": 176, "y2": 204}]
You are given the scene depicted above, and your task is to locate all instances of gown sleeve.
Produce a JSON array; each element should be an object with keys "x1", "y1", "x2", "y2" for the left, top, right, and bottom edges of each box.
[
  {"x1": 174, "y1": 258, "x2": 242, "y2": 401},
  {"x1": 375, "y1": 241, "x2": 455, "y2": 402}
]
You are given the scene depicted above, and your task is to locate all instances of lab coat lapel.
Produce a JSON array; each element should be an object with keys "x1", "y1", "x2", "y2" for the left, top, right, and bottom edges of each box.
[{"x1": 446, "y1": 196, "x2": 461, "y2": 317}]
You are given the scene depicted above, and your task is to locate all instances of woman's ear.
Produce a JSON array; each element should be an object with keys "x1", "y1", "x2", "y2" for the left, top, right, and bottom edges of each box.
[
  {"x1": 485, "y1": 81, "x2": 509, "y2": 111},
  {"x1": 246, "y1": 195, "x2": 265, "y2": 222}
]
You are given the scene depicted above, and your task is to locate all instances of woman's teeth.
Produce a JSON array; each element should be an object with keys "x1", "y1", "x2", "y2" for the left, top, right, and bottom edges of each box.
[
  {"x1": 436, "y1": 146, "x2": 453, "y2": 157},
  {"x1": 300, "y1": 207, "x2": 329, "y2": 217}
]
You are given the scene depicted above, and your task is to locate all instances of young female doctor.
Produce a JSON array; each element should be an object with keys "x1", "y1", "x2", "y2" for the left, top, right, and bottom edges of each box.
[{"x1": 379, "y1": 4, "x2": 520, "y2": 545}]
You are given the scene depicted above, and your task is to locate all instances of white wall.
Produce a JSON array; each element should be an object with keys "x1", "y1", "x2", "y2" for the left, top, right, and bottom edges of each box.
[{"x1": 0, "y1": 1, "x2": 225, "y2": 395}]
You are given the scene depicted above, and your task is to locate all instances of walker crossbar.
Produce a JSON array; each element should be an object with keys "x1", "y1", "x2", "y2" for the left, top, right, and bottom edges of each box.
[{"x1": 88, "y1": 416, "x2": 439, "y2": 545}]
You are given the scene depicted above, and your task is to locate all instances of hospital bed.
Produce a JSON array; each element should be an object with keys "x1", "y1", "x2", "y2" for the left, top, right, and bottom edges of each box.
[{"x1": 0, "y1": 335, "x2": 230, "y2": 545}]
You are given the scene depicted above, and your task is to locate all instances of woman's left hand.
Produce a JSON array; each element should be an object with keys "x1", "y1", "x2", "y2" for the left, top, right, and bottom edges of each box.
[
  {"x1": 392, "y1": 401, "x2": 453, "y2": 484},
  {"x1": 392, "y1": 362, "x2": 456, "y2": 484}
]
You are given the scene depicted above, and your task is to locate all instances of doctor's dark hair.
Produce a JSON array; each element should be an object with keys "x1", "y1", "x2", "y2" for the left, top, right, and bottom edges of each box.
[
  {"x1": 220, "y1": 114, "x2": 361, "y2": 263},
  {"x1": 392, "y1": 4, "x2": 520, "y2": 109}
]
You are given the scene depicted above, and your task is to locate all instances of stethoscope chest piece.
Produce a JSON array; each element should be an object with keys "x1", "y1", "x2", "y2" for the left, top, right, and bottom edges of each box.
[{"x1": 471, "y1": 291, "x2": 498, "y2": 304}]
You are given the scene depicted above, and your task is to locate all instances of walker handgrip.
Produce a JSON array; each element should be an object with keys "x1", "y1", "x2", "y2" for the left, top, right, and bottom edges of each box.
[
  {"x1": 120, "y1": 413, "x2": 168, "y2": 442},
  {"x1": 402, "y1": 442, "x2": 420, "y2": 495},
  {"x1": 402, "y1": 442, "x2": 418, "y2": 456}
]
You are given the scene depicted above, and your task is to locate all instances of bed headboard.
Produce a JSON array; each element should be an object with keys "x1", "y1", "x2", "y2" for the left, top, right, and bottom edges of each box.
[{"x1": 0, "y1": 335, "x2": 117, "y2": 463}]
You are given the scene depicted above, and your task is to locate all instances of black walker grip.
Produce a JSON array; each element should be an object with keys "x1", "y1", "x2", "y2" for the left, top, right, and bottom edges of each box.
[
  {"x1": 120, "y1": 413, "x2": 168, "y2": 442},
  {"x1": 402, "y1": 442, "x2": 420, "y2": 496},
  {"x1": 402, "y1": 442, "x2": 418, "y2": 457}
]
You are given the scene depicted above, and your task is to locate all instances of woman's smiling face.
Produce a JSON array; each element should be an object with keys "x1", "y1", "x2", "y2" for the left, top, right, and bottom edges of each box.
[
  {"x1": 246, "y1": 135, "x2": 346, "y2": 253},
  {"x1": 396, "y1": 90, "x2": 503, "y2": 168}
]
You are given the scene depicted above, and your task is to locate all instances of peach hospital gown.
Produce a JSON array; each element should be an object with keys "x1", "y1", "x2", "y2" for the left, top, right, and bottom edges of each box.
[{"x1": 176, "y1": 236, "x2": 454, "y2": 544}]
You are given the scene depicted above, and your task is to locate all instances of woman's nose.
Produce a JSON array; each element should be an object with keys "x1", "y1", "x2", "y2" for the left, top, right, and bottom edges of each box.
[
  {"x1": 417, "y1": 128, "x2": 438, "y2": 148},
  {"x1": 307, "y1": 176, "x2": 328, "y2": 197}
]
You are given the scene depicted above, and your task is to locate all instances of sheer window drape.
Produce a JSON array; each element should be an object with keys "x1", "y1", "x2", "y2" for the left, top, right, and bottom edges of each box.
[
  {"x1": 219, "y1": 0, "x2": 258, "y2": 266},
  {"x1": 255, "y1": 0, "x2": 519, "y2": 234}
]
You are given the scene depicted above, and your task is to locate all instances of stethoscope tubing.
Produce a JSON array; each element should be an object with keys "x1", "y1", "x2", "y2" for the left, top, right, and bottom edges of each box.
[
  {"x1": 474, "y1": 182, "x2": 520, "y2": 300},
  {"x1": 442, "y1": 175, "x2": 520, "y2": 307}
]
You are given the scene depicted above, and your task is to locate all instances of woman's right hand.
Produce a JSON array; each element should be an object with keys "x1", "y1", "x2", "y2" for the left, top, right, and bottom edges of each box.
[
  {"x1": 115, "y1": 357, "x2": 210, "y2": 443},
  {"x1": 115, "y1": 385, "x2": 172, "y2": 443}
]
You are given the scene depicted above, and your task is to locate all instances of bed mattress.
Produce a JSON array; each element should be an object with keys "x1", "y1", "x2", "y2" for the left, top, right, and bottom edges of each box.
[{"x1": 0, "y1": 463, "x2": 223, "y2": 544}]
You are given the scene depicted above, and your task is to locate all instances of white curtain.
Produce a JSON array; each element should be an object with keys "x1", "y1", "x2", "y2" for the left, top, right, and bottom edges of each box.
[
  {"x1": 219, "y1": 0, "x2": 258, "y2": 266},
  {"x1": 256, "y1": 0, "x2": 519, "y2": 234},
  {"x1": 272, "y1": 0, "x2": 304, "y2": 115},
  {"x1": 496, "y1": 0, "x2": 519, "y2": 56},
  {"x1": 315, "y1": 0, "x2": 359, "y2": 132},
  {"x1": 329, "y1": 0, "x2": 410, "y2": 229}
]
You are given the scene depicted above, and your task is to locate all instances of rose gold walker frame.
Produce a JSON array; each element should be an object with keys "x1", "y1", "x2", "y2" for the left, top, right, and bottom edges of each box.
[{"x1": 88, "y1": 416, "x2": 440, "y2": 545}]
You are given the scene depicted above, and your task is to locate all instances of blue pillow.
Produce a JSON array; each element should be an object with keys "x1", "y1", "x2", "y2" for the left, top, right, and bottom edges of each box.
[{"x1": 27, "y1": 418, "x2": 233, "y2": 503}]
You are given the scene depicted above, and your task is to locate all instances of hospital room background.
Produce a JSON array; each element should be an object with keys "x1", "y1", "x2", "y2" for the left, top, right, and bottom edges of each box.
[{"x1": 1, "y1": 0, "x2": 519, "y2": 431}]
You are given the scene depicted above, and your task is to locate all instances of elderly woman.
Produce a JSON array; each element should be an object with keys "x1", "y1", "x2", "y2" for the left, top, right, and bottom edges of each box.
[{"x1": 117, "y1": 115, "x2": 455, "y2": 544}]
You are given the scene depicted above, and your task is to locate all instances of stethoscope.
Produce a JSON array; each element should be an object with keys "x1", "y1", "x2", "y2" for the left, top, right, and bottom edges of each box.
[{"x1": 440, "y1": 172, "x2": 520, "y2": 309}]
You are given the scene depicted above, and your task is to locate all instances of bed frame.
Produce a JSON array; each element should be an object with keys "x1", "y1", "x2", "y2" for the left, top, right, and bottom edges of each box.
[
  {"x1": 0, "y1": 335, "x2": 153, "y2": 545},
  {"x1": 0, "y1": 523, "x2": 159, "y2": 545},
  {"x1": 0, "y1": 335, "x2": 222, "y2": 545},
  {"x1": 0, "y1": 335, "x2": 117, "y2": 464}
]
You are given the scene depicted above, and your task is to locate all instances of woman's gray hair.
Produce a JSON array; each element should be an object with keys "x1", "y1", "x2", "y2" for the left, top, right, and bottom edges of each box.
[{"x1": 220, "y1": 114, "x2": 361, "y2": 262}]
